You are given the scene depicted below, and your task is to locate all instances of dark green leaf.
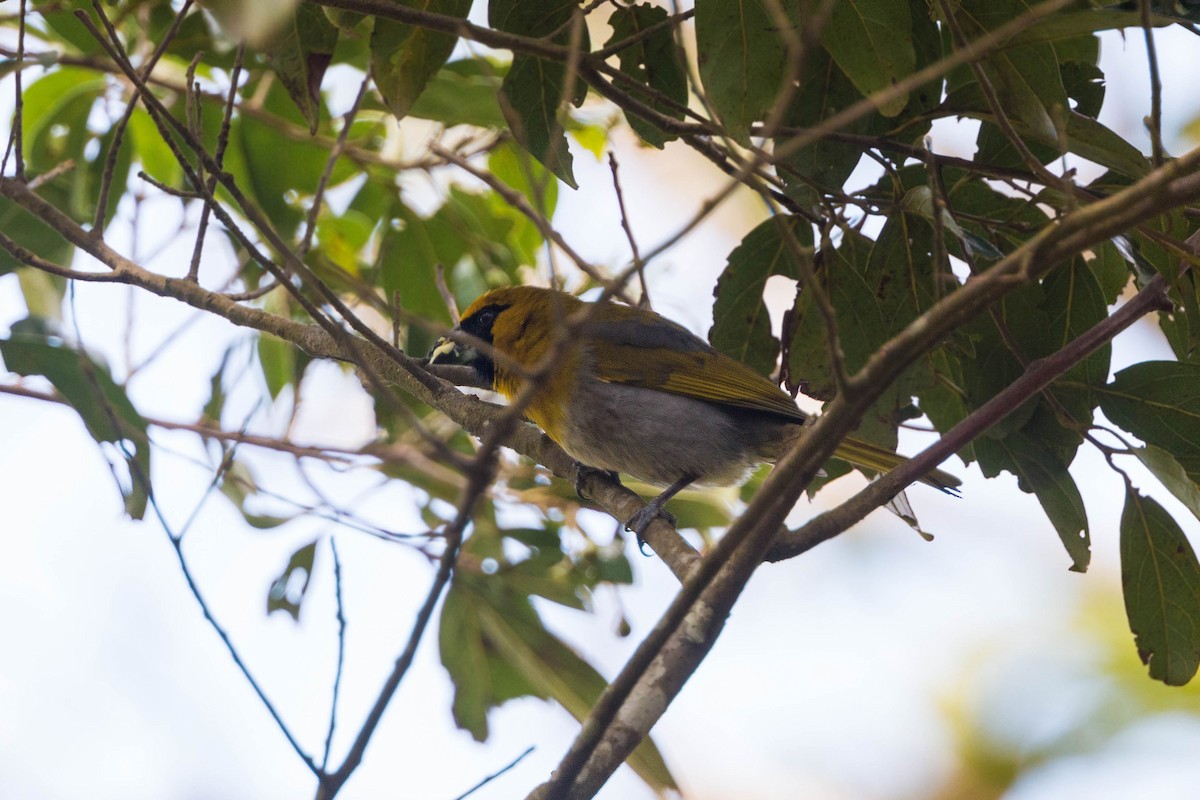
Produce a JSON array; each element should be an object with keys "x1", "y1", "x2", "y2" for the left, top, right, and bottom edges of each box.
[
  {"x1": 498, "y1": 56, "x2": 578, "y2": 188},
  {"x1": 780, "y1": 47, "x2": 867, "y2": 209},
  {"x1": 711, "y1": 216, "x2": 809, "y2": 375},
  {"x1": 0, "y1": 318, "x2": 151, "y2": 518},
  {"x1": 976, "y1": 432, "x2": 1090, "y2": 572},
  {"x1": 491, "y1": 0, "x2": 589, "y2": 187},
  {"x1": 1090, "y1": 241, "x2": 1132, "y2": 304},
  {"x1": 1120, "y1": 488, "x2": 1200, "y2": 685},
  {"x1": 695, "y1": 0, "x2": 789, "y2": 141},
  {"x1": 267, "y1": 540, "x2": 318, "y2": 621},
  {"x1": 266, "y1": 4, "x2": 339, "y2": 133},
  {"x1": 1133, "y1": 445, "x2": 1200, "y2": 523},
  {"x1": 1098, "y1": 361, "x2": 1200, "y2": 481},
  {"x1": 371, "y1": 0, "x2": 471, "y2": 121},
  {"x1": 606, "y1": 3, "x2": 688, "y2": 148},
  {"x1": 821, "y1": 0, "x2": 914, "y2": 117}
]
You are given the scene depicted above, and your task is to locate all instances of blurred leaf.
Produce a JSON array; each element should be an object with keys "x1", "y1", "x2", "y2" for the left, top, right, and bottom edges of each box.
[
  {"x1": 711, "y1": 216, "x2": 808, "y2": 376},
  {"x1": 0, "y1": 318, "x2": 151, "y2": 519},
  {"x1": 258, "y1": 332, "x2": 296, "y2": 400},
  {"x1": 267, "y1": 540, "x2": 317, "y2": 621},
  {"x1": 219, "y1": 459, "x2": 294, "y2": 530},
  {"x1": 442, "y1": 575, "x2": 678, "y2": 792},
  {"x1": 202, "y1": 0, "x2": 299, "y2": 45},
  {"x1": 380, "y1": 204, "x2": 455, "y2": 356},
  {"x1": 489, "y1": 139, "x2": 559, "y2": 219},
  {"x1": 16, "y1": 268, "x2": 65, "y2": 321},
  {"x1": 371, "y1": 0, "x2": 471, "y2": 121},
  {"x1": 235, "y1": 80, "x2": 352, "y2": 230},
  {"x1": 21, "y1": 67, "x2": 105, "y2": 168},
  {"x1": 1120, "y1": 488, "x2": 1200, "y2": 686},
  {"x1": 129, "y1": 107, "x2": 184, "y2": 189},
  {"x1": 606, "y1": 3, "x2": 688, "y2": 148},
  {"x1": 408, "y1": 58, "x2": 507, "y2": 127},
  {"x1": 266, "y1": 3, "x2": 339, "y2": 132},
  {"x1": 695, "y1": 0, "x2": 790, "y2": 141},
  {"x1": 1134, "y1": 445, "x2": 1200, "y2": 523},
  {"x1": 0, "y1": 189, "x2": 75, "y2": 277},
  {"x1": 1097, "y1": 361, "x2": 1200, "y2": 481},
  {"x1": 821, "y1": 0, "x2": 914, "y2": 117},
  {"x1": 564, "y1": 114, "x2": 609, "y2": 160}
]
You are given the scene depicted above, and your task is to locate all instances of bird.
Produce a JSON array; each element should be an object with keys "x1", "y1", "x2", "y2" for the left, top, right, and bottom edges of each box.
[{"x1": 428, "y1": 285, "x2": 960, "y2": 537}]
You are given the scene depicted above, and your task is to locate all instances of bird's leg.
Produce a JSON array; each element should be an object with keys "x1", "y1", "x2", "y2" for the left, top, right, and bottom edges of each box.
[{"x1": 625, "y1": 473, "x2": 696, "y2": 549}]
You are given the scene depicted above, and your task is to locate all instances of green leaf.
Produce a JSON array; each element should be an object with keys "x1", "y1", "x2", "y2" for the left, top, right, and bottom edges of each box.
[
  {"x1": 780, "y1": 47, "x2": 867, "y2": 209},
  {"x1": 498, "y1": 56, "x2": 579, "y2": 189},
  {"x1": 606, "y1": 3, "x2": 688, "y2": 148},
  {"x1": 785, "y1": 229, "x2": 880, "y2": 401},
  {"x1": 266, "y1": 4, "x2": 339, "y2": 133},
  {"x1": 258, "y1": 332, "x2": 296, "y2": 400},
  {"x1": 219, "y1": 459, "x2": 294, "y2": 530},
  {"x1": 1134, "y1": 445, "x2": 1200, "y2": 524},
  {"x1": 380, "y1": 204, "x2": 455, "y2": 356},
  {"x1": 710, "y1": 216, "x2": 809, "y2": 375},
  {"x1": 488, "y1": 139, "x2": 558, "y2": 219},
  {"x1": 408, "y1": 58, "x2": 507, "y2": 128},
  {"x1": 945, "y1": 0, "x2": 1067, "y2": 141},
  {"x1": 491, "y1": 0, "x2": 589, "y2": 187},
  {"x1": 234, "y1": 80, "x2": 350, "y2": 230},
  {"x1": 695, "y1": 0, "x2": 790, "y2": 141},
  {"x1": 371, "y1": 0, "x2": 471, "y2": 121},
  {"x1": 129, "y1": 107, "x2": 183, "y2": 189},
  {"x1": 1090, "y1": 241, "x2": 1132, "y2": 304},
  {"x1": 1120, "y1": 488, "x2": 1200, "y2": 686},
  {"x1": 1098, "y1": 361, "x2": 1200, "y2": 481},
  {"x1": 0, "y1": 318, "x2": 151, "y2": 519},
  {"x1": 821, "y1": 0, "x2": 914, "y2": 117},
  {"x1": 444, "y1": 574, "x2": 677, "y2": 792},
  {"x1": 21, "y1": 67, "x2": 106, "y2": 168},
  {"x1": 975, "y1": 432, "x2": 1091, "y2": 572},
  {"x1": 267, "y1": 540, "x2": 318, "y2": 621}
]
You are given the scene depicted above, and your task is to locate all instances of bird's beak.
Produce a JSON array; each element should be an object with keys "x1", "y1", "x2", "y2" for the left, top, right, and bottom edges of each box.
[{"x1": 428, "y1": 335, "x2": 469, "y2": 365}]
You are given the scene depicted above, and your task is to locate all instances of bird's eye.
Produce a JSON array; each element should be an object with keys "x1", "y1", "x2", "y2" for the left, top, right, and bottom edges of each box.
[{"x1": 475, "y1": 308, "x2": 497, "y2": 328}]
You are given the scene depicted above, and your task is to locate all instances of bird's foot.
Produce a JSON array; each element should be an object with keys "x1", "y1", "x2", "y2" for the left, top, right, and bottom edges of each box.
[
  {"x1": 624, "y1": 504, "x2": 676, "y2": 556},
  {"x1": 573, "y1": 463, "x2": 619, "y2": 500}
]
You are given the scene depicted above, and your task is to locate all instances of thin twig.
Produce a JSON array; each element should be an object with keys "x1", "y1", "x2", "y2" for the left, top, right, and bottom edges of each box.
[
  {"x1": 1141, "y1": 0, "x2": 1165, "y2": 167},
  {"x1": 451, "y1": 746, "x2": 536, "y2": 800},
  {"x1": 188, "y1": 43, "x2": 244, "y2": 281},
  {"x1": 93, "y1": 0, "x2": 195, "y2": 235},
  {"x1": 321, "y1": 537, "x2": 347, "y2": 772},
  {"x1": 299, "y1": 73, "x2": 370, "y2": 259},
  {"x1": 606, "y1": 152, "x2": 649, "y2": 306}
]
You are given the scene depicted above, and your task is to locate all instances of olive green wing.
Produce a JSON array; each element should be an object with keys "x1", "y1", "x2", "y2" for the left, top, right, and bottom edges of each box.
[{"x1": 585, "y1": 310, "x2": 806, "y2": 421}]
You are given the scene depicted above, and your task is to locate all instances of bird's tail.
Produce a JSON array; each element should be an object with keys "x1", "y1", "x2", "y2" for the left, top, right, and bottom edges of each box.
[{"x1": 832, "y1": 436, "x2": 961, "y2": 496}]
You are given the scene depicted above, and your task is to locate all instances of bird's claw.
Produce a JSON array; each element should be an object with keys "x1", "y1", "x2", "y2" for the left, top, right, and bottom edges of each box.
[{"x1": 624, "y1": 506, "x2": 676, "y2": 556}]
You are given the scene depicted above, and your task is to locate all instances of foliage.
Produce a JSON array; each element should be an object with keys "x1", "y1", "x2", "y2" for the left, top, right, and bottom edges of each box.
[{"x1": 2, "y1": 0, "x2": 1200, "y2": 798}]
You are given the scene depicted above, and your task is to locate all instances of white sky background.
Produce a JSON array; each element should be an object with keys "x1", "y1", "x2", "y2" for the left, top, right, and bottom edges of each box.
[{"x1": 3, "y1": 14, "x2": 1200, "y2": 800}]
